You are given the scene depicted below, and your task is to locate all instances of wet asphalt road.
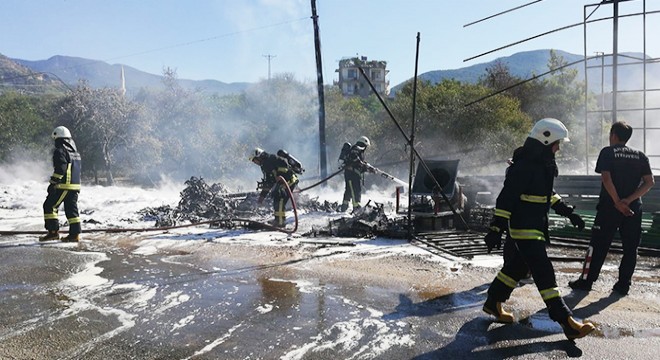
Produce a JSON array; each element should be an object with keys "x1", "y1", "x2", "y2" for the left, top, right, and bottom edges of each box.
[{"x1": 1, "y1": 235, "x2": 659, "y2": 360}]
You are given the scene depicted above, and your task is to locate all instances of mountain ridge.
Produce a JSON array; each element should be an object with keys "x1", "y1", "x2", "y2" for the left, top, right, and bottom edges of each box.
[
  {"x1": 2, "y1": 50, "x2": 659, "y2": 96},
  {"x1": 10, "y1": 54, "x2": 251, "y2": 96}
]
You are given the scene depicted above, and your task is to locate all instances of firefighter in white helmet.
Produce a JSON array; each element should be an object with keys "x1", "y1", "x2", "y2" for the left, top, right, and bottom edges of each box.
[
  {"x1": 40, "y1": 126, "x2": 82, "y2": 242},
  {"x1": 338, "y1": 136, "x2": 374, "y2": 212},
  {"x1": 249, "y1": 147, "x2": 300, "y2": 227},
  {"x1": 482, "y1": 118, "x2": 595, "y2": 340}
]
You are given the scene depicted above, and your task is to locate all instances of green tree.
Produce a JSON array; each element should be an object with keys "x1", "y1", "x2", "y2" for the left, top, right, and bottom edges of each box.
[
  {"x1": 479, "y1": 50, "x2": 588, "y2": 170},
  {"x1": 0, "y1": 91, "x2": 54, "y2": 161},
  {"x1": 388, "y1": 79, "x2": 531, "y2": 172},
  {"x1": 324, "y1": 87, "x2": 383, "y2": 167}
]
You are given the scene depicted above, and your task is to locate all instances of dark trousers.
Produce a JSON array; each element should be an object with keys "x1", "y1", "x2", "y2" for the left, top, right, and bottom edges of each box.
[
  {"x1": 273, "y1": 182, "x2": 297, "y2": 226},
  {"x1": 341, "y1": 170, "x2": 362, "y2": 210},
  {"x1": 488, "y1": 237, "x2": 571, "y2": 322},
  {"x1": 43, "y1": 187, "x2": 81, "y2": 235},
  {"x1": 580, "y1": 204, "x2": 642, "y2": 286}
]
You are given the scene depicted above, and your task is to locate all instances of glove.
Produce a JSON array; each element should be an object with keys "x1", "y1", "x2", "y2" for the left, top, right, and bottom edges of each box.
[
  {"x1": 484, "y1": 214, "x2": 508, "y2": 253},
  {"x1": 567, "y1": 213, "x2": 585, "y2": 230},
  {"x1": 489, "y1": 214, "x2": 508, "y2": 234},
  {"x1": 484, "y1": 230, "x2": 503, "y2": 253},
  {"x1": 553, "y1": 201, "x2": 585, "y2": 230},
  {"x1": 552, "y1": 201, "x2": 574, "y2": 217}
]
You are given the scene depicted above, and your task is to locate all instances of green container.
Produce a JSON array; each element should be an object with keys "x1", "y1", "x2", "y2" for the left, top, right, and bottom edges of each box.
[{"x1": 549, "y1": 210, "x2": 660, "y2": 249}]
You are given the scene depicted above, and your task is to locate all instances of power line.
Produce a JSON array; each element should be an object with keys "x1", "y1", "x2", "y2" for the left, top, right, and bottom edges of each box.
[
  {"x1": 463, "y1": 0, "x2": 543, "y2": 28},
  {"x1": 103, "y1": 17, "x2": 307, "y2": 63}
]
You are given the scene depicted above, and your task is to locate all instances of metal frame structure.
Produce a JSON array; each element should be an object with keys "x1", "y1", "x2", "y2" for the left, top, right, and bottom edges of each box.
[{"x1": 583, "y1": 0, "x2": 660, "y2": 171}]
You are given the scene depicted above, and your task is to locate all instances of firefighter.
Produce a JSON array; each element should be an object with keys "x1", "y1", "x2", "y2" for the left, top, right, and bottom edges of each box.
[
  {"x1": 40, "y1": 126, "x2": 82, "y2": 242},
  {"x1": 339, "y1": 136, "x2": 374, "y2": 212},
  {"x1": 482, "y1": 118, "x2": 595, "y2": 340},
  {"x1": 568, "y1": 121, "x2": 654, "y2": 295},
  {"x1": 250, "y1": 147, "x2": 299, "y2": 227}
]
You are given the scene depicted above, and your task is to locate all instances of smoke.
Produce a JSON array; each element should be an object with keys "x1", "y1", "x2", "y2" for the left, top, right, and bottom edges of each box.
[{"x1": 0, "y1": 158, "x2": 50, "y2": 185}]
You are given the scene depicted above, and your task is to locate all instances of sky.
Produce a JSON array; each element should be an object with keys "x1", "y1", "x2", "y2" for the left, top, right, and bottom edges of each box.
[{"x1": 2, "y1": 0, "x2": 660, "y2": 87}]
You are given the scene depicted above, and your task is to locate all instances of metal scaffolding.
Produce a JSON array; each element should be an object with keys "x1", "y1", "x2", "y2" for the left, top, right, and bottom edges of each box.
[{"x1": 583, "y1": 0, "x2": 660, "y2": 171}]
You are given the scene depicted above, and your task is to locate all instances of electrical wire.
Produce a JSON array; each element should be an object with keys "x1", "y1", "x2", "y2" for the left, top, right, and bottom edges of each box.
[{"x1": 463, "y1": 0, "x2": 543, "y2": 28}]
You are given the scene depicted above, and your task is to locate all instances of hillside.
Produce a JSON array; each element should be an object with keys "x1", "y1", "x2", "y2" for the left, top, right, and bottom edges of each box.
[
  {"x1": 11, "y1": 55, "x2": 251, "y2": 96},
  {"x1": 392, "y1": 49, "x2": 660, "y2": 95},
  {"x1": 0, "y1": 54, "x2": 65, "y2": 95},
  {"x1": 4, "y1": 50, "x2": 659, "y2": 97}
]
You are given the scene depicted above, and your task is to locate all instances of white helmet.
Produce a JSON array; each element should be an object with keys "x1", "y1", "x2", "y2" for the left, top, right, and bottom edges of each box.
[
  {"x1": 356, "y1": 136, "x2": 370, "y2": 147},
  {"x1": 52, "y1": 126, "x2": 72, "y2": 139},
  {"x1": 249, "y1": 147, "x2": 265, "y2": 161},
  {"x1": 528, "y1": 118, "x2": 569, "y2": 145}
]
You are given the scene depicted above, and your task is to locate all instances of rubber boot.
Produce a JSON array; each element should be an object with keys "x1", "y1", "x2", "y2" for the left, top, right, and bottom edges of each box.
[
  {"x1": 483, "y1": 297, "x2": 514, "y2": 323},
  {"x1": 612, "y1": 281, "x2": 630, "y2": 296},
  {"x1": 39, "y1": 230, "x2": 59, "y2": 242},
  {"x1": 62, "y1": 234, "x2": 80, "y2": 243},
  {"x1": 269, "y1": 219, "x2": 285, "y2": 228},
  {"x1": 560, "y1": 316, "x2": 595, "y2": 340},
  {"x1": 568, "y1": 278, "x2": 592, "y2": 291}
]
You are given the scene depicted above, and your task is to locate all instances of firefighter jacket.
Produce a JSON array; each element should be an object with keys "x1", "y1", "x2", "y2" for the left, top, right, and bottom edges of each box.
[
  {"x1": 50, "y1": 138, "x2": 81, "y2": 191},
  {"x1": 343, "y1": 144, "x2": 368, "y2": 175},
  {"x1": 493, "y1": 138, "x2": 559, "y2": 242},
  {"x1": 258, "y1": 153, "x2": 298, "y2": 197}
]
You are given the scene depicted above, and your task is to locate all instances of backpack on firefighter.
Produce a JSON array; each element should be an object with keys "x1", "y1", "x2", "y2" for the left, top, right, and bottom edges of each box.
[
  {"x1": 338, "y1": 142, "x2": 352, "y2": 168},
  {"x1": 277, "y1": 149, "x2": 304, "y2": 174}
]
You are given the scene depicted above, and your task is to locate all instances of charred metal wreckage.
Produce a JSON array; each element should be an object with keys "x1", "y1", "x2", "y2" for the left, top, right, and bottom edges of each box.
[{"x1": 134, "y1": 172, "x2": 660, "y2": 260}]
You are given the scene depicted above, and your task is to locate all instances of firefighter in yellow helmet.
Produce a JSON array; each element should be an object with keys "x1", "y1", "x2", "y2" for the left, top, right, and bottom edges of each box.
[{"x1": 482, "y1": 118, "x2": 594, "y2": 340}]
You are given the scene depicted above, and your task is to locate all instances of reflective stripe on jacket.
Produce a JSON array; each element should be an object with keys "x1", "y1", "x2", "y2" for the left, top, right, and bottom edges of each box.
[
  {"x1": 493, "y1": 145, "x2": 556, "y2": 242},
  {"x1": 53, "y1": 139, "x2": 81, "y2": 191}
]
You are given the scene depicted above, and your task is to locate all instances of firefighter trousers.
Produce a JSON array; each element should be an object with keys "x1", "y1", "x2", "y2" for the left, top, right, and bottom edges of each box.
[
  {"x1": 580, "y1": 204, "x2": 642, "y2": 286},
  {"x1": 273, "y1": 182, "x2": 297, "y2": 227},
  {"x1": 43, "y1": 186, "x2": 81, "y2": 235},
  {"x1": 488, "y1": 237, "x2": 571, "y2": 322},
  {"x1": 341, "y1": 170, "x2": 362, "y2": 211}
]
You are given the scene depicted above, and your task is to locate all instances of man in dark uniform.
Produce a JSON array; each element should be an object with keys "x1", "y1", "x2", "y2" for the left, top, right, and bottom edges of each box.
[
  {"x1": 40, "y1": 126, "x2": 82, "y2": 242},
  {"x1": 569, "y1": 121, "x2": 654, "y2": 295},
  {"x1": 482, "y1": 118, "x2": 595, "y2": 340},
  {"x1": 340, "y1": 136, "x2": 374, "y2": 212},
  {"x1": 250, "y1": 148, "x2": 299, "y2": 227}
]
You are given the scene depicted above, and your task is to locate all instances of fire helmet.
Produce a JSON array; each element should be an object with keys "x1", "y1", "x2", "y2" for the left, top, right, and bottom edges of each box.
[
  {"x1": 356, "y1": 136, "x2": 370, "y2": 147},
  {"x1": 249, "y1": 147, "x2": 265, "y2": 162},
  {"x1": 528, "y1": 118, "x2": 569, "y2": 145},
  {"x1": 52, "y1": 126, "x2": 72, "y2": 139}
]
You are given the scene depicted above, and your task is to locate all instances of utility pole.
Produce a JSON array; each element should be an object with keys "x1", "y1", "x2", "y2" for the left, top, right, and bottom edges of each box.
[
  {"x1": 262, "y1": 54, "x2": 276, "y2": 81},
  {"x1": 311, "y1": 0, "x2": 327, "y2": 181}
]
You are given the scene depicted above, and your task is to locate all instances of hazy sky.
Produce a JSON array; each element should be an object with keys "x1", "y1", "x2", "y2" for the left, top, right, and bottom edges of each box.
[{"x1": 2, "y1": 0, "x2": 659, "y2": 86}]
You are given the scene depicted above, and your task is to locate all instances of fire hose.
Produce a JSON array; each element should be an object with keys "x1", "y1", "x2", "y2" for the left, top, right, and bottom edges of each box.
[{"x1": 295, "y1": 168, "x2": 344, "y2": 193}]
